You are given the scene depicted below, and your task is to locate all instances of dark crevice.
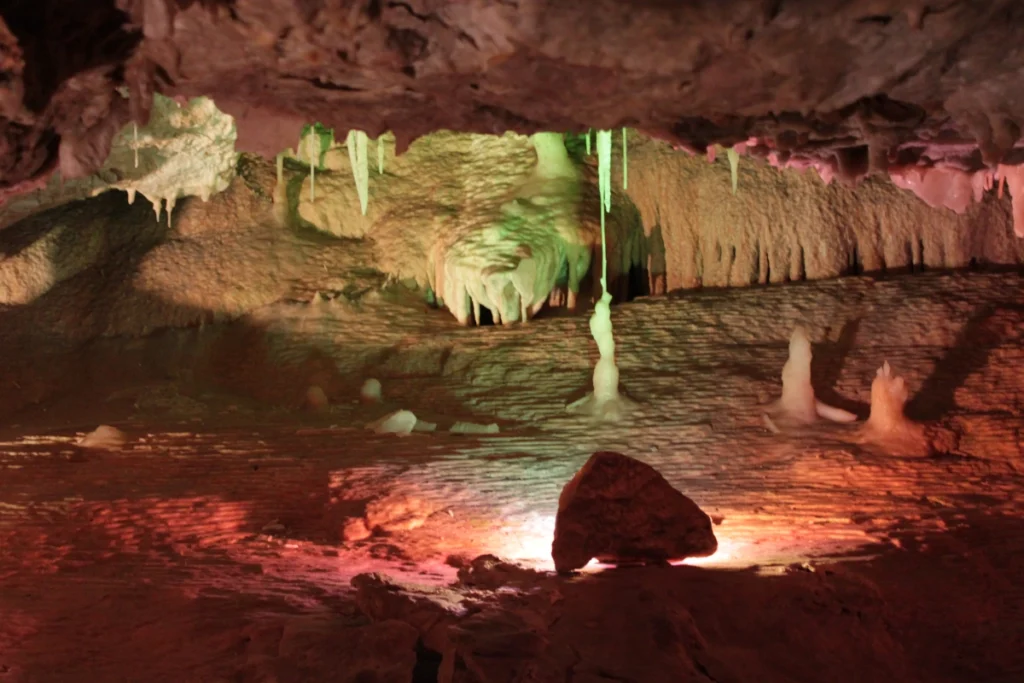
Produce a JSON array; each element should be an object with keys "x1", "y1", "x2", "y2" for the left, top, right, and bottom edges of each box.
[
  {"x1": 626, "y1": 264, "x2": 650, "y2": 301},
  {"x1": 388, "y1": 1, "x2": 433, "y2": 24},
  {"x1": 311, "y1": 78, "x2": 362, "y2": 92},
  {"x1": 848, "y1": 244, "x2": 863, "y2": 275},
  {"x1": 476, "y1": 306, "x2": 495, "y2": 326},
  {"x1": 857, "y1": 15, "x2": 893, "y2": 26},
  {"x1": 412, "y1": 639, "x2": 442, "y2": 683}
]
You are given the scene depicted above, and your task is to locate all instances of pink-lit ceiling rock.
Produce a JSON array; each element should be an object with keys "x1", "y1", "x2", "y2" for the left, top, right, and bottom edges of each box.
[{"x1": 5, "y1": 0, "x2": 1024, "y2": 202}]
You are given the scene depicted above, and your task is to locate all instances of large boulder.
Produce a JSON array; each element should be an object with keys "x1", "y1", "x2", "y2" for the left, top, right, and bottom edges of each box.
[{"x1": 551, "y1": 451, "x2": 717, "y2": 573}]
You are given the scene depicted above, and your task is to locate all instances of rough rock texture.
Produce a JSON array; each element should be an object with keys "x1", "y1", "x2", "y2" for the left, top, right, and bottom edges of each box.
[
  {"x1": 281, "y1": 130, "x2": 640, "y2": 320},
  {"x1": 0, "y1": 262, "x2": 1022, "y2": 680},
  {"x1": 345, "y1": 553, "x2": 1005, "y2": 683},
  {"x1": 10, "y1": 1, "x2": 1024, "y2": 201},
  {"x1": 3, "y1": 137, "x2": 1020, "y2": 331},
  {"x1": 0, "y1": 94, "x2": 238, "y2": 232},
  {"x1": 551, "y1": 451, "x2": 717, "y2": 573},
  {"x1": 622, "y1": 133, "x2": 1024, "y2": 292}
]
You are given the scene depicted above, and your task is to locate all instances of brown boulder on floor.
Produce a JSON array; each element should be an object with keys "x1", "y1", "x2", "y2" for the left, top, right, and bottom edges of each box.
[{"x1": 551, "y1": 451, "x2": 717, "y2": 573}]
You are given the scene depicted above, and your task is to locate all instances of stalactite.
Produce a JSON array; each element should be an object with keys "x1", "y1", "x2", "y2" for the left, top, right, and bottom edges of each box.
[
  {"x1": 567, "y1": 129, "x2": 629, "y2": 421},
  {"x1": 585, "y1": 129, "x2": 591, "y2": 155},
  {"x1": 166, "y1": 194, "x2": 176, "y2": 228},
  {"x1": 622, "y1": 128, "x2": 628, "y2": 189},
  {"x1": 133, "y1": 123, "x2": 139, "y2": 169},
  {"x1": 727, "y1": 146, "x2": 740, "y2": 194},
  {"x1": 377, "y1": 136, "x2": 385, "y2": 174},
  {"x1": 347, "y1": 130, "x2": 369, "y2": 215}
]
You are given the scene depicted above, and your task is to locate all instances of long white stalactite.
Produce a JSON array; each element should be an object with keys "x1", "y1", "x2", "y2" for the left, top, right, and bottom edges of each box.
[{"x1": 567, "y1": 128, "x2": 629, "y2": 421}]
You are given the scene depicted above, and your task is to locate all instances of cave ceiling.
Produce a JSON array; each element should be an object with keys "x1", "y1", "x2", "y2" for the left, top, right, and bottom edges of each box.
[{"x1": 3, "y1": 0, "x2": 1024, "y2": 203}]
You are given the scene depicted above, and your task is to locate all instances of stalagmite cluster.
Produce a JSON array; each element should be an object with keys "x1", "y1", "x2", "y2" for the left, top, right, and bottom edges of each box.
[{"x1": 765, "y1": 328, "x2": 931, "y2": 456}]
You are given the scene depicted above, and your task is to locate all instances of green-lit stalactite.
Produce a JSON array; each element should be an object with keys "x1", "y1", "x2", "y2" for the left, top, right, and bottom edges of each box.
[
  {"x1": 589, "y1": 130, "x2": 621, "y2": 411},
  {"x1": 377, "y1": 136, "x2": 385, "y2": 174},
  {"x1": 585, "y1": 129, "x2": 592, "y2": 156},
  {"x1": 347, "y1": 130, "x2": 369, "y2": 215},
  {"x1": 622, "y1": 127, "x2": 628, "y2": 190},
  {"x1": 299, "y1": 123, "x2": 335, "y2": 202}
]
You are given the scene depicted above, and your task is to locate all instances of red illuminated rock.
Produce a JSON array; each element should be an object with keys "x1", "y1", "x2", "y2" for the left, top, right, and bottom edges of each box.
[{"x1": 551, "y1": 451, "x2": 717, "y2": 573}]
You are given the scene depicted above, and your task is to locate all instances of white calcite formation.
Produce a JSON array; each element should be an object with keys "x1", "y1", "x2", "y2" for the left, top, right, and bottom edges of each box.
[
  {"x1": 860, "y1": 361, "x2": 930, "y2": 456},
  {"x1": 367, "y1": 410, "x2": 418, "y2": 436},
  {"x1": 566, "y1": 129, "x2": 633, "y2": 422},
  {"x1": 360, "y1": 378, "x2": 383, "y2": 403},
  {"x1": 0, "y1": 95, "x2": 238, "y2": 232},
  {"x1": 436, "y1": 132, "x2": 592, "y2": 325},
  {"x1": 77, "y1": 425, "x2": 127, "y2": 451},
  {"x1": 105, "y1": 95, "x2": 238, "y2": 227},
  {"x1": 768, "y1": 327, "x2": 857, "y2": 426}
]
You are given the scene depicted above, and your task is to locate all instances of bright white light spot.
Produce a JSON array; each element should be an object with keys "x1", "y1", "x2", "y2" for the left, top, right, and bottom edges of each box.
[{"x1": 497, "y1": 513, "x2": 556, "y2": 569}]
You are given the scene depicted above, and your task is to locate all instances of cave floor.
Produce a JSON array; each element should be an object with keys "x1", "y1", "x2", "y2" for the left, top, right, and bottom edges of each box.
[{"x1": 1, "y1": 270, "x2": 1023, "y2": 681}]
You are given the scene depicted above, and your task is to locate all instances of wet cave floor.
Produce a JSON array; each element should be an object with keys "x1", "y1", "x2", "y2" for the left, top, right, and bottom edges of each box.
[{"x1": 1, "y1": 270, "x2": 1023, "y2": 682}]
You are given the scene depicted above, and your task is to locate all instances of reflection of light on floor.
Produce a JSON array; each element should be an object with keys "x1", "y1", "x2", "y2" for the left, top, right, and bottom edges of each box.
[
  {"x1": 480, "y1": 510, "x2": 874, "y2": 576},
  {"x1": 678, "y1": 534, "x2": 746, "y2": 567},
  {"x1": 494, "y1": 512, "x2": 556, "y2": 570}
]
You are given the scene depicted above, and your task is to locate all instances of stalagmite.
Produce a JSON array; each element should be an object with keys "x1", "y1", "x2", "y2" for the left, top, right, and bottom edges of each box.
[
  {"x1": 347, "y1": 130, "x2": 369, "y2": 215},
  {"x1": 767, "y1": 327, "x2": 857, "y2": 426},
  {"x1": 727, "y1": 146, "x2": 740, "y2": 194},
  {"x1": 860, "y1": 361, "x2": 930, "y2": 456}
]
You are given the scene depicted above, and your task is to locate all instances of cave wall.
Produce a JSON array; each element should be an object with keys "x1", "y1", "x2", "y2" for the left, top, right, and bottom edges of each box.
[
  {"x1": 620, "y1": 134, "x2": 1024, "y2": 293},
  {"x1": 282, "y1": 130, "x2": 642, "y2": 310},
  {"x1": 2, "y1": 127, "x2": 1022, "y2": 344}
]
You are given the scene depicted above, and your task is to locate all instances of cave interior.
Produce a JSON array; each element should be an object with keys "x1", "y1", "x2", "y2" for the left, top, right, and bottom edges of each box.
[{"x1": 1, "y1": 2, "x2": 1023, "y2": 682}]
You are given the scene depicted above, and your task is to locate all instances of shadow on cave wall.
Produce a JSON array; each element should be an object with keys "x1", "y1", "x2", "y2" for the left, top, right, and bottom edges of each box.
[
  {"x1": 906, "y1": 302, "x2": 1024, "y2": 421},
  {"x1": 811, "y1": 318, "x2": 869, "y2": 419}
]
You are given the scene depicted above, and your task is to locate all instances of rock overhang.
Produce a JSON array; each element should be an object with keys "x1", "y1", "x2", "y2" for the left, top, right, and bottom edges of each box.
[{"x1": 4, "y1": 0, "x2": 1024, "y2": 210}]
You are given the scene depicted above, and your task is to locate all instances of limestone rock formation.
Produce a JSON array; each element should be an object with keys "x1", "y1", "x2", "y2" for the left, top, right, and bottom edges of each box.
[
  {"x1": 767, "y1": 327, "x2": 858, "y2": 427},
  {"x1": 1, "y1": 94, "x2": 238, "y2": 232},
  {"x1": 551, "y1": 451, "x2": 717, "y2": 573},
  {"x1": 10, "y1": 0, "x2": 1024, "y2": 202},
  {"x1": 622, "y1": 133, "x2": 1024, "y2": 294},
  {"x1": 861, "y1": 361, "x2": 931, "y2": 457},
  {"x1": 276, "y1": 130, "x2": 639, "y2": 323}
]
